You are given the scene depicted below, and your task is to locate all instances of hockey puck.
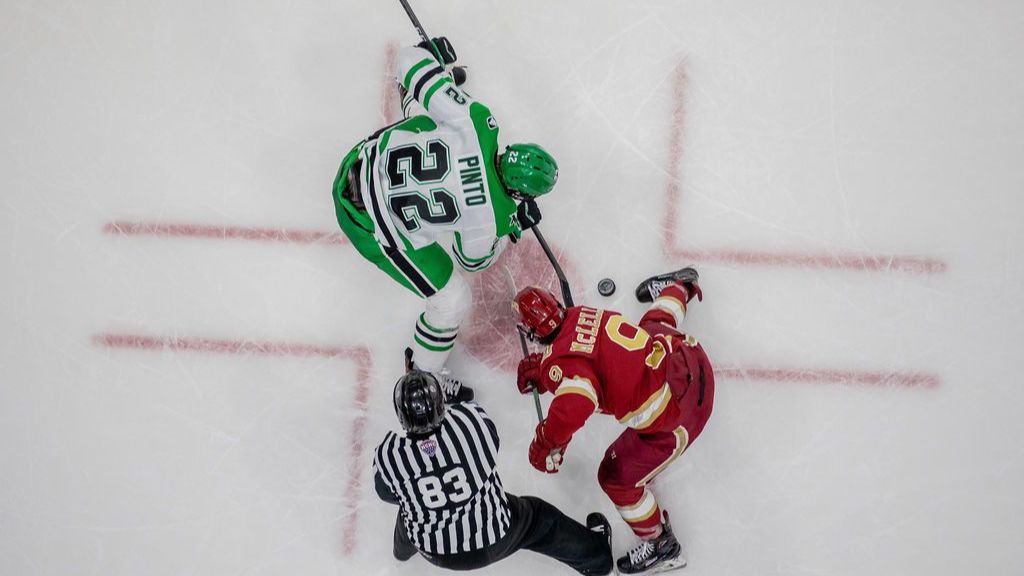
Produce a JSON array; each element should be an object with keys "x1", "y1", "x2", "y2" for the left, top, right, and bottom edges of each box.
[
  {"x1": 597, "y1": 278, "x2": 616, "y2": 297},
  {"x1": 451, "y1": 66, "x2": 467, "y2": 86}
]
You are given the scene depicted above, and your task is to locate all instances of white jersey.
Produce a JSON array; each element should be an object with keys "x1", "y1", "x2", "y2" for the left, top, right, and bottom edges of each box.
[{"x1": 357, "y1": 46, "x2": 521, "y2": 273}]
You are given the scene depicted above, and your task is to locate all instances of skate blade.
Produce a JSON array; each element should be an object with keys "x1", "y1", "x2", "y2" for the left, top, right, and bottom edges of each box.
[{"x1": 646, "y1": 557, "x2": 687, "y2": 575}]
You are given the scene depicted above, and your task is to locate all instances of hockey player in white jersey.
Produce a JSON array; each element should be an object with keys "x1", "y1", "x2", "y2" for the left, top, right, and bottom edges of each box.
[{"x1": 332, "y1": 37, "x2": 557, "y2": 386}]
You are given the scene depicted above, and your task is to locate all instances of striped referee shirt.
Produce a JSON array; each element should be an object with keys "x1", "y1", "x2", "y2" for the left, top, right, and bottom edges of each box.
[{"x1": 373, "y1": 401, "x2": 512, "y2": 555}]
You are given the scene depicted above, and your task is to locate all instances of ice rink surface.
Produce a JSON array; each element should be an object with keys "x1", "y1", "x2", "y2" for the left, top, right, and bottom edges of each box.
[{"x1": 2, "y1": 0, "x2": 1024, "y2": 574}]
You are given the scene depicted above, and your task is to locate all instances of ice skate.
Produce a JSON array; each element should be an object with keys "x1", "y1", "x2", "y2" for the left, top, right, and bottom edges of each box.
[
  {"x1": 437, "y1": 368, "x2": 474, "y2": 403},
  {"x1": 616, "y1": 512, "x2": 687, "y2": 575},
  {"x1": 634, "y1": 267, "x2": 700, "y2": 303}
]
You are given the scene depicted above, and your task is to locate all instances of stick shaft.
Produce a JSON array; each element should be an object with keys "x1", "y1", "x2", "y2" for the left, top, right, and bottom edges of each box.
[
  {"x1": 396, "y1": 0, "x2": 431, "y2": 43},
  {"x1": 517, "y1": 329, "x2": 545, "y2": 422},
  {"x1": 531, "y1": 227, "x2": 574, "y2": 307},
  {"x1": 395, "y1": 0, "x2": 446, "y2": 72}
]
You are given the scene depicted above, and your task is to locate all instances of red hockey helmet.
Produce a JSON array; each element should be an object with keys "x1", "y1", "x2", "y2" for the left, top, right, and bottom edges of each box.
[{"x1": 513, "y1": 286, "x2": 565, "y2": 341}]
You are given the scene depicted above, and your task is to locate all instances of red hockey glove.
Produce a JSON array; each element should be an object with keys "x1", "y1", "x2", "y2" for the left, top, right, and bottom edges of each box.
[
  {"x1": 517, "y1": 353, "x2": 548, "y2": 395},
  {"x1": 682, "y1": 280, "x2": 703, "y2": 303},
  {"x1": 528, "y1": 422, "x2": 569, "y2": 474}
]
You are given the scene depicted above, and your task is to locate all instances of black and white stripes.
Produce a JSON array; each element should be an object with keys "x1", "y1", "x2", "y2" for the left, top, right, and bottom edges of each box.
[{"x1": 374, "y1": 402, "x2": 511, "y2": 555}]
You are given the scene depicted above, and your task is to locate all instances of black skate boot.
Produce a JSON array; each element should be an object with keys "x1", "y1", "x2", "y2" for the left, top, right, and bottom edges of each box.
[
  {"x1": 585, "y1": 512, "x2": 613, "y2": 576},
  {"x1": 405, "y1": 348, "x2": 474, "y2": 403},
  {"x1": 616, "y1": 512, "x2": 686, "y2": 575},
  {"x1": 634, "y1": 267, "x2": 700, "y2": 303},
  {"x1": 437, "y1": 368, "x2": 474, "y2": 404}
]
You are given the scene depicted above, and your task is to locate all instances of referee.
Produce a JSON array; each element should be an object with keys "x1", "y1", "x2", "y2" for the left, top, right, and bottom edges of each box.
[{"x1": 373, "y1": 369, "x2": 612, "y2": 574}]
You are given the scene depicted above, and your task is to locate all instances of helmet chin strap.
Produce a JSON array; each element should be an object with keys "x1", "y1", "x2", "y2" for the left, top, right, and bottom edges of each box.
[{"x1": 516, "y1": 324, "x2": 537, "y2": 343}]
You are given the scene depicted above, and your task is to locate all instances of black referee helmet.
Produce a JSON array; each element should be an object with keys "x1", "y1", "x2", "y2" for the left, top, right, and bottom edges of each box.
[{"x1": 393, "y1": 369, "x2": 447, "y2": 434}]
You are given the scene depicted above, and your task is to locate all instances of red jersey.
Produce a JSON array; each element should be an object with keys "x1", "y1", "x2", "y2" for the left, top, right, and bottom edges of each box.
[{"x1": 538, "y1": 306, "x2": 696, "y2": 445}]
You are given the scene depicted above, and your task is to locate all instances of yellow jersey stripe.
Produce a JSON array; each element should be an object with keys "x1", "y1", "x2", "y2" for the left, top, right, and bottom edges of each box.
[
  {"x1": 652, "y1": 294, "x2": 686, "y2": 327},
  {"x1": 616, "y1": 489, "x2": 658, "y2": 522},
  {"x1": 554, "y1": 377, "x2": 599, "y2": 409},
  {"x1": 636, "y1": 426, "x2": 690, "y2": 487},
  {"x1": 619, "y1": 383, "x2": 673, "y2": 430}
]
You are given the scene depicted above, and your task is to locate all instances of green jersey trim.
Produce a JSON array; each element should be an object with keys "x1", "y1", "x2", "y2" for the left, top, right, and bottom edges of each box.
[
  {"x1": 403, "y1": 58, "x2": 434, "y2": 90},
  {"x1": 422, "y1": 76, "x2": 453, "y2": 110},
  {"x1": 453, "y1": 249, "x2": 492, "y2": 272},
  {"x1": 377, "y1": 116, "x2": 438, "y2": 154},
  {"x1": 467, "y1": 102, "x2": 520, "y2": 239},
  {"x1": 414, "y1": 334, "x2": 454, "y2": 352},
  {"x1": 418, "y1": 313, "x2": 458, "y2": 334},
  {"x1": 451, "y1": 232, "x2": 496, "y2": 271},
  {"x1": 452, "y1": 232, "x2": 492, "y2": 264}
]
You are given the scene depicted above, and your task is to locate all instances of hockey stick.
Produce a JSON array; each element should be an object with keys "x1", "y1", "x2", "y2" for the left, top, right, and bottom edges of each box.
[
  {"x1": 504, "y1": 266, "x2": 544, "y2": 423},
  {"x1": 396, "y1": 0, "x2": 430, "y2": 43},
  {"x1": 395, "y1": 0, "x2": 447, "y2": 65},
  {"x1": 530, "y1": 227, "x2": 574, "y2": 307},
  {"x1": 517, "y1": 328, "x2": 545, "y2": 423},
  {"x1": 396, "y1": 0, "x2": 573, "y2": 310}
]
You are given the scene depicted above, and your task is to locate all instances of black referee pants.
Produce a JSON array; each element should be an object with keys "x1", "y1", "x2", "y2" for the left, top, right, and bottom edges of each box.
[{"x1": 394, "y1": 493, "x2": 612, "y2": 575}]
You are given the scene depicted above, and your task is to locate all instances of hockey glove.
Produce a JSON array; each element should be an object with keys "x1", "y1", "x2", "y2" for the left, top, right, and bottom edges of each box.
[
  {"x1": 451, "y1": 66, "x2": 467, "y2": 87},
  {"x1": 516, "y1": 199, "x2": 542, "y2": 231},
  {"x1": 529, "y1": 422, "x2": 568, "y2": 474},
  {"x1": 681, "y1": 280, "x2": 703, "y2": 303},
  {"x1": 418, "y1": 37, "x2": 457, "y2": 65},
  {"x1": 517, "y1": 352, "x2": 547, "y2": 395}
]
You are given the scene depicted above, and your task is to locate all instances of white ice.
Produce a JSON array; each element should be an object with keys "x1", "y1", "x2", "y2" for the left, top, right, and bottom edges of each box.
[{"x1": 2, "y1": 1, "x2": 1023, "y2": 575}]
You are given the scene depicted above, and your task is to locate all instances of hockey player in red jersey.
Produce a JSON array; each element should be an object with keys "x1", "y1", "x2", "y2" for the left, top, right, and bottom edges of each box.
[{"x1": 513, "y1": 268, "x2": 714, "y2": 575}]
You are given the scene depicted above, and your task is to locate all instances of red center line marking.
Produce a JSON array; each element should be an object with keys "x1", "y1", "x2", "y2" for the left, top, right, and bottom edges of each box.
[
  {"x1": 93, "y1": 332, "x2": 374, "y2": 555},
  {"x1": 671, "y1": 248, "x2": 946, "y2": 275},
  {"x1": 662, "y1": 63, "x2": 946, "y2": 275},
  {"x1": 718, "y1": 365, "x2": 938, "y2": 389},
  {"x1": 341, "y1": 347, "x2": 373, "y2": 556},
  {"x1": 382, "y1": 42, "x2": 400, "y2": 124},
  {"x1": 104, "y1": 221, "x2": 349, "y2": 246}
]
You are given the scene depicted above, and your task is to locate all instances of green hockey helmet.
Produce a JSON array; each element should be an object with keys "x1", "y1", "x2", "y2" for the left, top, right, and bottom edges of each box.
[{"x1": 498, "y1": 143, "x2": 558, "y2": 198}]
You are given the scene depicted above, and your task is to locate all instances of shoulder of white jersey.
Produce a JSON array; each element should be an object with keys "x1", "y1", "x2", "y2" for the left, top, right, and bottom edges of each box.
[{"x1": 366, "y1": 116, "x2": 438, "y2": 153}]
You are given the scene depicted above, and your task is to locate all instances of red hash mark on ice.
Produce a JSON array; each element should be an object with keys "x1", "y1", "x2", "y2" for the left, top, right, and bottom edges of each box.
[
  {"x1": 92, "y1": 332, "x2": 374, "y2": 556},
  {"x1": 662, "y1": 63, "x2": 946, "y2": 275},
  {"x1": 718, "y1": 366, "x2": 939, "y2": 389},
  {"x1": 100, "y1": 44, "x2": 404, "y2": 251},
  {"x1": 103, "y1": 221, "x2": 348, "y2": 246},
  {"x1": 382, "y1": 42, "x2": 400, "y2": 124}
]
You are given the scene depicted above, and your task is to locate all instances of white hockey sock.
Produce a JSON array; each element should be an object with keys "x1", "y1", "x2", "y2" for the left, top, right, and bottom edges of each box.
[{"x1": 410, "y1": 271, "x2": 470, "y2": 373}]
